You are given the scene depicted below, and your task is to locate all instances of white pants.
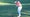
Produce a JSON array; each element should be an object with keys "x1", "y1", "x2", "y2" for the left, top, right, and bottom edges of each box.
[{"x1": 18, "y1": 7, "x2": 22, "y2": 16}]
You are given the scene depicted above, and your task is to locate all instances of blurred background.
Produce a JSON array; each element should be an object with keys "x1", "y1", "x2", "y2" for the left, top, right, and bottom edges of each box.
[{"x1": 0, "y1": 0, "x2": 30, "y2": 17}]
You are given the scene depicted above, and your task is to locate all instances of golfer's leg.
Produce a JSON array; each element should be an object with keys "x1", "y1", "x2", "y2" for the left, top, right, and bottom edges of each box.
[{"x1": 18, "y1": 7, "x2": 22, "y2": 16}]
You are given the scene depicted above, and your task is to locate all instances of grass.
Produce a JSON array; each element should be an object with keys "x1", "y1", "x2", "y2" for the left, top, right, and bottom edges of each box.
[{"x1": 0, "y1": 4, "x2": 30, "y2": 17}]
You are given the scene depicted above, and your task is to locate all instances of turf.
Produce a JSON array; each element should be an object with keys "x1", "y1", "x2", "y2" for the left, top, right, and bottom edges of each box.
[{"x1": 0, "y1": 5, "x2": 30, "y2": 17}]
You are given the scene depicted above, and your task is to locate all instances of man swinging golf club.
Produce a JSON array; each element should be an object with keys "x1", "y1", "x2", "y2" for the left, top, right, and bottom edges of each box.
[{"x1": 15, "y1": 0, "x2": 22, "y2": 17}]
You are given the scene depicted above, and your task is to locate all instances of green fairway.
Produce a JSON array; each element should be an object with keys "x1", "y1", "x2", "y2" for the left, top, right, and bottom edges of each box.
[
  {"x1": 0, "y1": 4, "x2": 30, "y2": 17},
  {"x1": 0, "y1": 0, "x2": 30, "y2": 17}
]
